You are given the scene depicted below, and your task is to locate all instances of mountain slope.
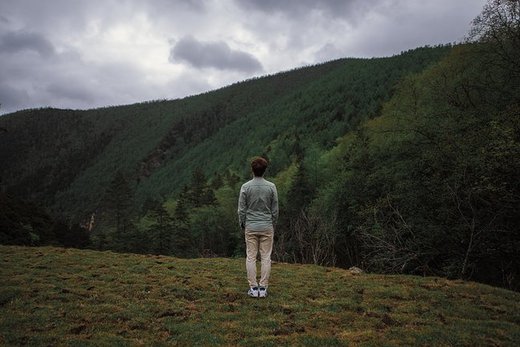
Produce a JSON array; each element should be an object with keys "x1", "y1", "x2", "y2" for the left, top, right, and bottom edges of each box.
[
  {"x1": 0, "y1": 46, "x2": 451, "y2": 221},
  {"x1": 1, "y1": 245, "x2": 519, "y2": 346}
]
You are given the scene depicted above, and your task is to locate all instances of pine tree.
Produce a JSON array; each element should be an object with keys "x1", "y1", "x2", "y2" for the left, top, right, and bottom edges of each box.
[
  {"x1": 148, "y1": 202, "x2": 174, "y2": 255},
  {"x1": 188, "y1": 167, "x2": 216, "y2": 207},
  {"x1": 97, "y1": 171, "x2": 135, "y2": 250},
  {"x1": 174, "y1": 185, "x2": 190, "y2": 224}
]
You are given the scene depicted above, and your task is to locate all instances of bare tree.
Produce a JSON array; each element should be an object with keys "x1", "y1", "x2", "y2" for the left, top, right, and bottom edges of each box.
[
  {"x1": 467, "y1": 0, "x2": 520, "y2": 77},
  {"x1": 358, "y1": 196, "x2": 430, "y2": 275},
  {"x1": 292, "y1": 210, "x2": 338, "y2": 266}
]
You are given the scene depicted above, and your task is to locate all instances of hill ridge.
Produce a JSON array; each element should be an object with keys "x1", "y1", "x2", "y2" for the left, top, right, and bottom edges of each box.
[{"x1": 0, "y1": 46, "x2": 452, "y2": 220}]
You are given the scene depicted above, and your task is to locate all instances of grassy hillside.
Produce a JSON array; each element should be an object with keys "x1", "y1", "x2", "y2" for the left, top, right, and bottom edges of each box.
[
  {"x1": 1, "y1": 245, "x2": 519, "y2": 346},
  {"x1": 0, "y1": 46, "x2": 451, "y2": 221}
]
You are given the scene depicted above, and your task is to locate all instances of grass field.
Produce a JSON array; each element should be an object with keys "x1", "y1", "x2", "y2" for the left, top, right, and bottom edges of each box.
[{"x1": 0, "y1": 245, "x2": 519, "y2": 346}]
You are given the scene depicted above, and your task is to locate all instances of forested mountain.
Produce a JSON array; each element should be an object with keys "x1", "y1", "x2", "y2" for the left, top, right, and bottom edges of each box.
[
  {"x1": 0, "y1": 47, "x2": 450, "y2": 219},
  {"x1": 0, "y1": 1, "x2": 518, "y2": 290}
]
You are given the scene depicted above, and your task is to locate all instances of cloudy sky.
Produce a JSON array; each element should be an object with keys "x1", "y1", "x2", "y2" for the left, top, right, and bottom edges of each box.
[{"x1": 0, "y1": 0, "x2": 487, "y2": 115}]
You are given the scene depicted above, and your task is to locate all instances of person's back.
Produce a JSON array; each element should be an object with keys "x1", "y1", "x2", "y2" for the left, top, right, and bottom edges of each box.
[
  {"x1": 238, "y1": 177, "x2": 278, "y2": 232},
  {"x1": 238, "y1": 157, "x2": 278, "y2": 298}
]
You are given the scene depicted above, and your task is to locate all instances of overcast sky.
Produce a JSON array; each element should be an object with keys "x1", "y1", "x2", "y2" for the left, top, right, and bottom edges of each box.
[{"x1": 0, "y1": 0, "x2": 487, "y2": 115}]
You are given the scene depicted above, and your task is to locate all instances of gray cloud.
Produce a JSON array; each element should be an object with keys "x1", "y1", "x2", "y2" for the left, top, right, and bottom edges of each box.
[
  {"x1": 0, "y1": 83, "x2": 29, "y2": 112},
  {"x1": 45, "y1": 82, "x2": 95, "y2": 104},
  {"x1": 169, "y1": 36, "x2": 263, "y2": 73},
  {"x1": 142, "y1": 0, "x2": 207, "y2": 15},
  {"x1": 235, "y1": 0, "x2": 377, "y2": 20},
  {"x1": 0, "y1": 30, "x2": 55, "y2": 57},
  {"x1": 165, "y1": 71, "x2": 212, "y2": 99},
  {"x1": 315, "y1": 43, "x2": 345, "y2": 62}
]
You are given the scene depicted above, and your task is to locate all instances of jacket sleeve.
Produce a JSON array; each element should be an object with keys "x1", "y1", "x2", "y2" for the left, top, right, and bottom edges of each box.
[
  {"x1": 237, "y1": 185, "x2": 247, "y2": 230},
  {"x1": 271, "y1": 185, "x2": 279, "y2": 227}
]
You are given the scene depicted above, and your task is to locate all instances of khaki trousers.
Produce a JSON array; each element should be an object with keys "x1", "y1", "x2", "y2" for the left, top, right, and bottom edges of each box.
[{"x1": 245, "y1": 228, "x2": 274, "y2": 288}]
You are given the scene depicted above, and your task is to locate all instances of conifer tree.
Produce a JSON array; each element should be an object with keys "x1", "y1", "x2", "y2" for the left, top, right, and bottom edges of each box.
[
  {"x1": 148, "y1": 202, "x2": 174, "y2": 255},
  {"x1": 95, "y1": 171, "x2": 135, "y2": 250},
  {"x1": 103, "y1": 171, "x2": 134, "y2": 236},
  {"x1": 188, "y1": 167, "x2": 216, "y2": 207}
]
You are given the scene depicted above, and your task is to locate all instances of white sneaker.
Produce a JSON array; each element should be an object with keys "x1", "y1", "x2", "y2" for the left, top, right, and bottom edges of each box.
[
  {"x1": 247, "y1": 286, "x2": 259, "y2": 298},
  {"x1": 258, "y1": 287, "x2": 267, "y2": 298}
]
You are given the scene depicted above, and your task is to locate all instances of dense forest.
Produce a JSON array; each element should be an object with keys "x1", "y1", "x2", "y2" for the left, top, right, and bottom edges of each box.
[{"x1": 0, "y1": 0, "x2": 518, "y2": 290}]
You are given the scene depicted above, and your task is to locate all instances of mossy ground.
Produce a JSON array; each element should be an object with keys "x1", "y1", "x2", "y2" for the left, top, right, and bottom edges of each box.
[{"x1": 0, "y1": 245, "x2": 519, "y2": 346}]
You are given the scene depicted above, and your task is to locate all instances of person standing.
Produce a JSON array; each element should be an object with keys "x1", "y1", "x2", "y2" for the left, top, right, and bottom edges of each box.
[{"x1": 238, "y1": 157, "x2": 279, "y2": 298}]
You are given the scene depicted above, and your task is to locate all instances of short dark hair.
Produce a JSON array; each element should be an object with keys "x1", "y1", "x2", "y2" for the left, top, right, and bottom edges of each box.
[{"x1": 251, "y1": 157, "x2": 268, "y2": 177}]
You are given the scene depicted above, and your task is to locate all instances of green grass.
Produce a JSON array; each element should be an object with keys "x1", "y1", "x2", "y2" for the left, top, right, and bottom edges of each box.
[{"x1": 0, "y1": 245, "x2": 519, "y2": 346}]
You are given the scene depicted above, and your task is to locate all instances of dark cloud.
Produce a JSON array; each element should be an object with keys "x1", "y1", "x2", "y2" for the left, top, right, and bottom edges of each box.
[
  {"x1": 45, "y1": 82, "x2": 95, "y2": 104},
  {"x1": 143, "y1": 0, "x2": 207, "y2": 15},
  {"x1": 169, "y1": 36, "x2": 263, "y2": 73},
  {"x1": 0, "y1": 30, "x2": 55, "y2": 57},
  {"x1": 235, "y1": 0, "x2": 375, "y2": 20},
  {"x1": 0, "y1": 83, "x2": 29, "y2": 113}
]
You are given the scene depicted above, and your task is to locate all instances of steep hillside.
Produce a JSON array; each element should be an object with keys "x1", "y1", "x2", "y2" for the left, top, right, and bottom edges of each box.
[
  {"x1": 0, "y1": 46, "x2": 451, "y2": 221},
  {"x1": 0, "y1": 245, "x2": 518, "y2": 346}
]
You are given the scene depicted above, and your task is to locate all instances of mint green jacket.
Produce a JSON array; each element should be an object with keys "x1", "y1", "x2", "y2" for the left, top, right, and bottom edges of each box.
[{"x1": 238, "y1": 177, "x2": 279, "y2": 232}]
